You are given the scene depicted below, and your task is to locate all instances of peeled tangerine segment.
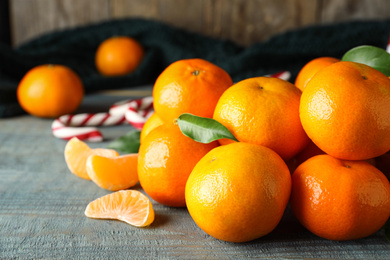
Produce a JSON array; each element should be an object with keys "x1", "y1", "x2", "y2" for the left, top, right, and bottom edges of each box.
[
  {"x1": 85, "y1": 190, "x2": 154, "y2": 227},
  {"x1": 86, "y1": 153, "x2": 139, "y2": 191},
  {"x1": 64, "y1": 137, "x2": 119, "y2": 180}
]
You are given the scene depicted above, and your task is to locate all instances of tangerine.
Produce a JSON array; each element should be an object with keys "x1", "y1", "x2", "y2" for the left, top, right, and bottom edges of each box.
[
  {"x1": 140, "y1": 113, "x2": 163, "y2": 143},
  {"x1": 185, "y1": 142, "x2": 291, "y2": 243},
  {"x1": 213, "y1": 76, "x2": 309, "y2": 160},
  {"x1": 291, "y1": 154, "x2": 390, "y2": 240},
  {"x1": 17, "y1": 64, "x2": 84, "y2": 118},
  {"x1": 153, "y1": 58, "x2": 233, "y2": 123},
  {"x1": 137, "y1": 123, "x2": 218, "y2": 207},
  {"x1": 295, "y1": 57, "x2": 340, "y2": 91},
  {"x1": 95, "y1": 36, "x2": 144, "y2": 76},
  {"x1": 300, "y1": 61, "x2": 390, "y2": 160}
]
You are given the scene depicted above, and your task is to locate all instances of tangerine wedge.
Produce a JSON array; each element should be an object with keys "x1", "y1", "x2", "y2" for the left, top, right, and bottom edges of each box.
[
  {"x1": 64, "y1": 137, "x2": 119, "y2": 180},
  {"x1": 86, "y1": 153, "x2": 139, "y2": 191},
  {"x1": 85, "y1": 190, "x2": 154, "y2": 227}
]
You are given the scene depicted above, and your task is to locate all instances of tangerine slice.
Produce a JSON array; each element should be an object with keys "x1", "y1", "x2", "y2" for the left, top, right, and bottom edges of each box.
[
  {"x1": 84, "y1": 190, "x2": 154, "y2": 227},
  {"x1": 86, "y1": 153, "x2": 139, "y2": 191},
  {"x1": 64, "y1": 137, "x2": 119, "y2": 180}
]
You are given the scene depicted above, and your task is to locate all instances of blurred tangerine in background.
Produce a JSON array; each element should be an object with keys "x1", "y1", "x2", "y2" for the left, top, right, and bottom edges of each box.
[
  {"x1": 95, "y1": 36, "x2": 144, "y2": 76},
  {"x1": 17, "y1": 64, "x2": 84, "y2": 118}
]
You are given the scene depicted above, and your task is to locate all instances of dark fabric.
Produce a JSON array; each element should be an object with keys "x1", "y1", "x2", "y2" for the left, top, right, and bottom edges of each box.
[{"x1": 1, "y1": 18, "x2": 390, "y2": 118}]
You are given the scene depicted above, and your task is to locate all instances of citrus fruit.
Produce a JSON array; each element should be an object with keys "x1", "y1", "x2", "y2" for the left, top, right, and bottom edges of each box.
[
  {"x1": 291, "y1": 154, "x2": 390, "y2": 241},
  {"x1": 153, "y1": 58, "x2": 233, "y2": 123},
  {"x1": 213, "y1": 76, "x2": 309, "y2": 160},
  {"x1": 185, "y1": 142, "x2": 291, "y2": 243},
  {"x1": 64, "y1": 137, "x2": 119, "y2": 180},
  {"x1": 85, "y1": 190, "x2": 154, "y2": 227},
  {"x1": 138, "y1": 123, "x2": 219, "y2": 207},
  {"x1": 17, "y1": 64, "x2": 84, "y2": 118},
  {"x1": 300, "y1": 61, "x2": 390, "y2": 160},
  {"x1": 295, "y1": 57, "x2": 340, "y2": 91},
  {"x1": 140, "y1": 113, "x2": 163, "y2": 143},
  {"x1": 95, "y1": 36, "x2": 144, "y2": 76},
  {"x1": 86, "y1": 153, "x2": 138, "y2": 191}
]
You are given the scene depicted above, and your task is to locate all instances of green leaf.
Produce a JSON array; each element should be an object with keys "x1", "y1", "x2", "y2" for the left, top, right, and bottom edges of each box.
[
  {"x1": 107, "y1": 130, "x2": 141, "y2": 153},
  {"x1": 341, "y1": 45, "x2": 390, "y2": 76},
  {"x1": 176, "y1": 113, "x2": 238, "y2": 143}
]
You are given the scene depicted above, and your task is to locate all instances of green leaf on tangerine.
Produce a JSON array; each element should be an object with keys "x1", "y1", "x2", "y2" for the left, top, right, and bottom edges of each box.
[
  {"x1": 341, "y1": 45, "x2": 390, "y2": 76},
  {"x1": 176, "y1": 113, "x2": 238, "y2": 144}
]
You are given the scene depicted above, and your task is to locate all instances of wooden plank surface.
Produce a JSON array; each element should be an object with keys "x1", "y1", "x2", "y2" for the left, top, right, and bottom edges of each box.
[
  {"x1": 1, "y1": 91, "x2": 390, "y2": 259},
  {"x1": 9, "y1": 0, "x2": 390, "y2": 47}
]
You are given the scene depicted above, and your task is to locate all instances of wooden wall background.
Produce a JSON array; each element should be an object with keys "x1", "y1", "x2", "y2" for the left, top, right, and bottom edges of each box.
[{"x1": 8, "y1": 0, "x2": 390, "y2": 47}]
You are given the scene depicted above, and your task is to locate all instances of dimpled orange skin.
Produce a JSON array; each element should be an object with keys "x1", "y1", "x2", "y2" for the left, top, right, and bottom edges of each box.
[
  {"x1": 213, "y1": 77, "x2": 309, "y2": 161},
  {"x1": 300, "y1": 61, "x2": 390, "y2": 160},
  {"x1": 185, "y1": 142, "x2": 292, "y2": 243},
  {"x1": 153, "y1": 58, "x2": 233, "y2": 123},
  {"x1": 137, "y1": 123, "x2": 219, "y2": 207},
  {"x1": 295, "y1": 57, "x2": 340, "y2": 91},
  {"x1": 291, "y1": 154, "x2": 390, "y2": 241}
]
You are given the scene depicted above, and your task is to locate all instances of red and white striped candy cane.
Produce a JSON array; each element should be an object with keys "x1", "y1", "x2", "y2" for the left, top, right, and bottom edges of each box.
[
  {"x1": 57, "y1": 112, "x2": 126, "y2": 127},
  {"x1": 387, "y1": 34, "x2": 390, "y2": 53},
  {"x1": 52, "y1": 112, "x2": 126, "y2": 142},
  {"x1": 52, "y1": 97, "x2": 154, "y2": 142},
  {"x1": 110, "y1": 96, "x2": 154, "y2": 130},
  {"x1": 268, "y1": 71, "x2": 291, "y2": 81},
  {"x1": 51, "y1": 119, "x2": 104, "y2": 142}
]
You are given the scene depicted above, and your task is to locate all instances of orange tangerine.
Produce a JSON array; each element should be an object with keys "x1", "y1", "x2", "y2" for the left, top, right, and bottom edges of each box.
[
  {"x1": 291, "y1": 154, "x2": 390, "y2": 240},
  {"x1": 95, "y1": 36, "x2": 144, "y2": 76},
  {"x1": 295, "y1": 57, "x2": 340, "y2": 91},
  {"x1": 140, "y1": 113, "x2": 164, "y2": 143},
  {"x1": 213, "y1": 77, "x2": 308, "y2": 160},
  {"x1": 300, "y1": 61, "x2": 390, "y2": 160},
  {"x1": 185, "y1": 142, "x2": 291, "y2": 242}
]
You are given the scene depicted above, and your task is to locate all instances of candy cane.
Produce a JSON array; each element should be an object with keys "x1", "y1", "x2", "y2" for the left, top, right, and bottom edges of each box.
[
  {"x1": 268, "y1": 71, "x2": 291, "y2": 81},
  {"x1": 51, "y1": 119, "x2": 104, "y2": 142},
  {"x1": 387, "y1": 34, "x2": 390, "y2": 53},
  {"x1": 52, "y1": 97, "x2": 154, "y2": 142},
  {"x1": 57, "y1": 112, "x2": 126, "y2": 127},
  {"x1": 110, "y1": 96, "x2": 154, "y2": 130},
  {"x1": 52, "y1": 112, "x2": 126, "y2": 142}
]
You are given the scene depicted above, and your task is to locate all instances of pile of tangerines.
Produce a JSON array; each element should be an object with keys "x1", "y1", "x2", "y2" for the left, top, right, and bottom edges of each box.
[
  {"x1": 136, "y1": 57, "x2": 390, "y2": 243},
  {"x1": 15, "y1": 35, "x2": 390, "y2": 243}
]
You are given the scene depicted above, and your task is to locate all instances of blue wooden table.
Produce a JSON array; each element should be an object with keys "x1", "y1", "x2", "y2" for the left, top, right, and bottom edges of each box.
[{"x1": 1, "y1": 88, "x2": 390, "y2": 259}]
